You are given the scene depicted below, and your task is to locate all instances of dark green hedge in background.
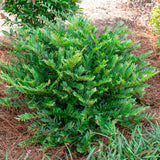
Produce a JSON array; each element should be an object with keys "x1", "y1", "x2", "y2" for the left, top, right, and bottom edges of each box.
[{"x1": 2, "y1": 0, "x2": 81, "y2": 27}]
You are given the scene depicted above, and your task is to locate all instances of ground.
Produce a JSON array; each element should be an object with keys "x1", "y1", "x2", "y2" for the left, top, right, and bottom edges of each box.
[{"x1": 0, "y1": 0, "x2": 159, "y2": 159}]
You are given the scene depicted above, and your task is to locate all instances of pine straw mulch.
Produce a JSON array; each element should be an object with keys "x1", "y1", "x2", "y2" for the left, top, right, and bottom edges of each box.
[{"x1": 0, "y1": 4, "x2": 160, "y2": 160}]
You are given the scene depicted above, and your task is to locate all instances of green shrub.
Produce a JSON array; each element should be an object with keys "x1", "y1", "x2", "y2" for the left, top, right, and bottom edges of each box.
[
  {"x1": 0, "y1": 16, "x2": 158, "y2": 153},
  {"x1": 2, "y1": 0, "x2": 81, "y2": 27},
  {"x1": 150, "y1": 2, "x2": 160, "y2": 47}
]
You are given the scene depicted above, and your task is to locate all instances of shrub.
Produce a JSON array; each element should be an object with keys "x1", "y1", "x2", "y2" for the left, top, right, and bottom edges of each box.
[
  {"x1": 0, "y1": 16, "x2": 158, "y2": 153},
  {"x1": 149, "y1": 1, "x2": 160, "y2": 47},
  {"x1": 2, "y1": 0, "x2": 81, "y2": 27}
]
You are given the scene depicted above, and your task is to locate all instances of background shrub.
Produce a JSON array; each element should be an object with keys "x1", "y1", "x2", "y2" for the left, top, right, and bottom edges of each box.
[
  {"x1": 2, "y1": 0, "x2": 81, "y2": 27},
  {"x1": 150, "y1": 1, "x2": 160, "y2": 47},
  {"x1": 0, "y1": 16, "x2": 158, "y2": 153}
]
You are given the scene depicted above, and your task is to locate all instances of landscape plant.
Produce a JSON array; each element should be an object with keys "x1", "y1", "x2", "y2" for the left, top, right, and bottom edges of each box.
[
  {"x1": 0, "y1": 16, "x2": 158, "y2": 153},
  {"x1": 150, "y1": 1, "x2": 160, "y2": 47},
  {"x1": 2, "y1": 0, "x2": 81, "y2": 27}
]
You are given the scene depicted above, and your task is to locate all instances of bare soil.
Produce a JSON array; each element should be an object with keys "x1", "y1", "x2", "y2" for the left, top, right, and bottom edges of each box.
[{"x1": 0, "y1": 0, "x2": 159, "y2": 159}]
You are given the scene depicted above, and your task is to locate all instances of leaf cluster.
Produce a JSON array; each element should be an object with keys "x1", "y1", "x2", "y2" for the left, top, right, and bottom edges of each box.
[
  {"x1": 2, "y1": 0, "x2": 81, "y2": 27},
  {"x1": 150, "y1": 2, "x2": 160, "y2": 47}
]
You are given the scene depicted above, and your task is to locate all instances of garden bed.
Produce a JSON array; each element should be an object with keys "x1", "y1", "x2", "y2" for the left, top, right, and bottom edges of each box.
[{"x1": 0, "y1": 0, "x2": 159, "y2": 159}]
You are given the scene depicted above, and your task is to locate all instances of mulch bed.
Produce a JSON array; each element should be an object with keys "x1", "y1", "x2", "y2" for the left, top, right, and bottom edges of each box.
[{"x1": 0, "y1": 1, "x2": 159, "y2": 159}]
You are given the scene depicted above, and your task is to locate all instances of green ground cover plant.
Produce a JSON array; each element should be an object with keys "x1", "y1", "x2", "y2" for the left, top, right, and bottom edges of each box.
[
  {"x1": 0, "y1": 16, "x2": 158, "y2": 153},
  {"x1": 2, "y1": 0, "x2": 81, "y2": 27}
]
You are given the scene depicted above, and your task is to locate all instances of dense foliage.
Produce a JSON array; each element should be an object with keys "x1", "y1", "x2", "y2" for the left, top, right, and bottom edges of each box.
[
  {"x1": 0, "y1": 16, "x2": 158, "y2": 152},
  {"x1": 2, "y1": 0, "x2": 81, "y2": 27},
  {"x1": 150, "y1": 1, "x2": 160, "y2": 47}
]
